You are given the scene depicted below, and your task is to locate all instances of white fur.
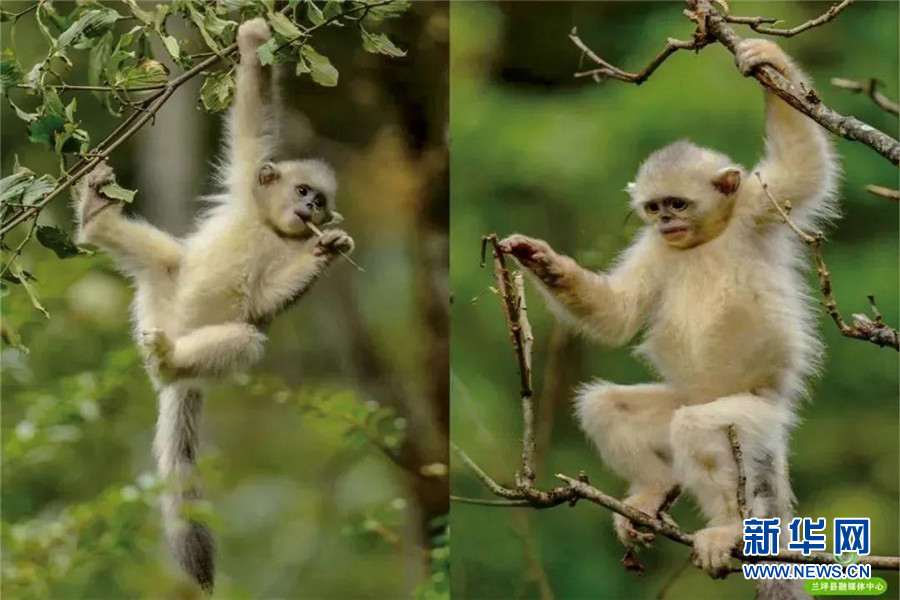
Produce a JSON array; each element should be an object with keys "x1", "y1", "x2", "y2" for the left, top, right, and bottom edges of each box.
[
  {"x1": 73, "y1": 18, "x2": 353, "y2": 592},
  {"x1": 505, "y1": 40, "x2": 838, "y2": 582}
]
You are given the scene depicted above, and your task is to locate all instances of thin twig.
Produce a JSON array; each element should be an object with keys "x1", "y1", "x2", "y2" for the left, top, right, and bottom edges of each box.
[
  {"x1": 757, "y1": 172, "x2": 899, "y2": 350},
  {"x1": 831, "y1": 77, "x2": 900, "y2": 116},
  {"x1": 726, "y1": 425, "x2": 747, "y2": 519},
  {"x1": 451, "y1": 495, "x2": 531, "y2": 507},
  {"x1": 305, "y1": 220, "x2": 365, "y2": 272},
  {"x1": 726, "y1": 0, "x2": 855, "y2": 37},
  {"x1": 570, "y1": 28, "x2": 708, "y2": 85},
  {"x1": 865, "y1": 185, "x2": 900, "y2": 201}
]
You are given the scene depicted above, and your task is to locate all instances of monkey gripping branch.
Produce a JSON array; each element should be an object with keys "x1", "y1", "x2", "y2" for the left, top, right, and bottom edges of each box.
[{"x1": 450, "y1": 235, "x2": 900, "y2": 578}]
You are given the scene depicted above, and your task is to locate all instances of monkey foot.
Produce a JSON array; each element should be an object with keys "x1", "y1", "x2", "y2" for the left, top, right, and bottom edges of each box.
[{"x1": 692, "y1": 524, "x2": 742, "y2": 579}]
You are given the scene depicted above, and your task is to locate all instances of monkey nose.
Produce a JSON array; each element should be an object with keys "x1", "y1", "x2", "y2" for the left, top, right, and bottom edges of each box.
[{"x1": 661, "y1": 215, "x2": 672, "y2": 223}]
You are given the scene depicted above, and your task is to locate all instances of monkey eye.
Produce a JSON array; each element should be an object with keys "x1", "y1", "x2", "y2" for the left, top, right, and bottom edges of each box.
[
  {"x1": 296, "y1": 185, "x2": 311, "y2": 198},
  {"x1": 645, "y1": 202, "x2": 660, "y2": 214},
  {"x1": 671, "y1": 198, "x2": 688, "y2": 211}
]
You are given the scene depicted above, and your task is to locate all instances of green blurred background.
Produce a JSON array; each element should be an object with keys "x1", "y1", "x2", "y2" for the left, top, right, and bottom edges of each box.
[
  {"x1": 1, "y1": 1, "x2": 448, "y2": 598},
  {"x1": 449, "y1": 2, "x2": 898, "y2": 599}
]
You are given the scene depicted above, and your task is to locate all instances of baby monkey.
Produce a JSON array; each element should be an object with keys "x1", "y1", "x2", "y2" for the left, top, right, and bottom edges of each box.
[
  {"x1": 75, "y1": 19, "x2": 353, "y2": 593},
  {"x1": 502, "y1": 39, "x2": 837, "y2": 590}
]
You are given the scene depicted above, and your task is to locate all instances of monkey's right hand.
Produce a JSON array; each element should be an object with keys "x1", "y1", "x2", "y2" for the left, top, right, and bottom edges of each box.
[
  {"x1": 314, "y1": 229, "x2": 355, "y2": 258},
  {"x1": 237, "y1": 18, "x2": 271, "y2": 57},
  {"x1": 498, "y1": 234, "x2": 572, "y2": 287},
  {"x1": 77, "y1": 161, "x2": 120, "y2": 226}
]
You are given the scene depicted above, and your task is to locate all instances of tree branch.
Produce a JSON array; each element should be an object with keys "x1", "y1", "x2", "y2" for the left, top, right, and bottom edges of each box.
[
  {"x1": 451, "y1": 234, "x2": 900, "y2": 573},
  {"x1": 756, "y1": 172, "x2": 899, "y2": 350},
  {"x1": 727, "y1": 425, "x2": 747, "y2": 519},
  {"x1": 569, "y1": 0, "x2": 900, "y2": 165},
  {"x1": 830, "y1": 77, "x2": 900, "y2": 116},
  {"x1": 865, "y1": 185, "x2": 900, "y2": 201},
  {"x1": 725, "y1": 0, "x2": 855, "y2": 37}
]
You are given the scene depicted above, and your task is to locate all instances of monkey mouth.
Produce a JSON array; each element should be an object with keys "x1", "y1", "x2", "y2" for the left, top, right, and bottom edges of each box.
[{"x1": 659, "y1": 226, "x2": 689, "y2": 236}]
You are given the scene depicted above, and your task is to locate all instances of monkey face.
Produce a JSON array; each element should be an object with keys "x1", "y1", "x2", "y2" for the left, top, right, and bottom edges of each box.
[
  {"x1": 642, "y1": 197, "x2": 701, "y2": 248},
  {"x1": 255, "y1": 159, "x2": 342, "y2": 236}
]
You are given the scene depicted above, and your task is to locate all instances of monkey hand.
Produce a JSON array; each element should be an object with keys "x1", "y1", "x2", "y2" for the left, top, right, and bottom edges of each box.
[
  {"x1": 691, "y1": 524, "x2": 742, "y2": 579},
  {"x1": 735, "y1": 39, "x2": 794, "y2": 79},
  {"x1": 498, "y1": 234, "x2": 573, "y2": 287},
  {"x1": 141, "y1": 329, "x2": 178, "y2": 383},
  {"x1": 313, "y1": 229, "x2": 355, "y2": 258},
  {"x1": 612, "y1": 491, "x2": 670, "y2": 549},
  {"x1": 237, "y1": 18, "x2": 271, "y2": 57},
  {"x1": 77, "y1": 161, "x2": 121, "y2": 226}
]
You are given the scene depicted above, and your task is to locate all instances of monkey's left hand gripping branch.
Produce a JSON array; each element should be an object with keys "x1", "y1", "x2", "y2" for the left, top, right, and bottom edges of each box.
[{"x1": 450, "y1": 233, "x2": 900, "y2": 575}]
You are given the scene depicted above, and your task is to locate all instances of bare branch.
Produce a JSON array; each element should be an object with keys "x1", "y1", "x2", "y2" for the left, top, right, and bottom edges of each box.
[
  {"x1": 726, "y1": 425, "x2": 747, "y2": 519},
  {"x1": 450, "y1": 495, "x2": 531, "y2": 507},
  {"x1": 831, "y1": 77, "x2": 900, "y2": 116},
  {"x1": 570, "y1": 0, "x2": 900, "y2": 165},
  {"x1": 757, "y1": 172, "x2": 899, "y2": 350},
  {"x1": 726, "y1": 0, "x2": 855, "y2": 37},
  {"x1": 865, "y1": 185, "x2": 900, "y2": 200},
  {"x1": 570, "y1": 28, "x2": 709, "y2": 85}
]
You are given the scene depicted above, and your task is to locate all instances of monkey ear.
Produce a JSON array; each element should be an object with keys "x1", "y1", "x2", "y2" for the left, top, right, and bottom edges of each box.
[
  {"x1": 328, "y1": 210, "x2": 344, "y2": 225},
  {"x1": 258, "y1": 162, "x2": 280, "y2": 186},
  {"x1": 712, "y1": 167, "x2": 741, "y2": 196}
]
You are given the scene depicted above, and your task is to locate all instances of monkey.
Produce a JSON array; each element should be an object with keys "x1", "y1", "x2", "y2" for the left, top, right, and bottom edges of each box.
[
  {"x1": 500, "y1": 38, "x2": 837, "y2": 593},
  {"x1": 73, "y1": 18, "x2": 353, "y2": 593}
]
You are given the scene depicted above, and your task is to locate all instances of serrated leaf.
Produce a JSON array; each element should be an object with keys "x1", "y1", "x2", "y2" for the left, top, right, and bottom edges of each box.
[
  {"x1": 123, "y1": 0, "x2": 154, "y2": 25},
  {"x1": 189, "y1": 5, "x2": 221, "y2": 53},
  {"x1": 199, "y1": 71, "x2": 235, "y2": 113},
  {"x1": 300, "y1": 45, "x2": 338, "y2": 87},
  {"x1": 113, "y1": 58, "x2": 168, "y2": 89},
  {"x1": 36, "y1": 225, "x2": 82, "y2": 259},
  {"x1": 268, "y1": 11, "x2": 303, "y2": 39},
  {"x1": 1, "y1": 168, "x2": 35, "y2": 204},
  {"x1": 360, "y1": 29, "x2": 406, "y2": 57},
  {"x1": 257, "y1": 38, "x2": 278, "y2": 66},
  {"x1": 57, "y1": 7, "x2": 121, "y2": 50},
  {"x1": 0, "y1": 59, "x2": 23, "y2": 93},
  {"x1": 361, "y1": 0, "x2": 411, "y2": 22},
  {"x1": 322, "y1": 0, "x2": 342, "y2": 20},
  {"x1": 22, "y1": 175, "x2": 56, "y2": 206},
  {"x1": 100, "y1": 182, "x2": 136, "y2": 203}
]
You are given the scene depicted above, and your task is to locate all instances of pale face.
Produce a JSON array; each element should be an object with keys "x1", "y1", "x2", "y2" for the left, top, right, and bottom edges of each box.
[
  {"x1": 255, "y1": 161, "x2": 340, "y2": 236},
  {"x1": 641, "y1": 192, "x2": 735, "y2": 250}
]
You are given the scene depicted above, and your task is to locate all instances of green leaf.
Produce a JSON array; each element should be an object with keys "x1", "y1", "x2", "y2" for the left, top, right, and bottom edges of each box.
[
  {"x1": 189, "y1": 5, "x2": 221, "y2": 53},
  {"x1": 153, "y1": 3, "x2": 171, "y2": 30},
  {"x1": 360, "y1": 28, "x2": 406, "y2": 58},
  {"x1": 22, "y1": 174, "x2": 57, "y2": 206},
  {"x1": 9, "y1": 261, "x2": 49, "y2": 318},
  {"x1": 199, "y1": 71, "x2": 235, "y2": 113},
  {"x1": 113, "y1": 58, "x2": 169, "y2": 89},
  {"x1": 295, "y1": 55, "x2": 310, "y2": 76},
  {"x1": 27, "y1": 113, "x2": 65, "y2": 147},
  {"x1": 9, "y1": 99, "x2": 38, "y2": 122},
  {"x1": 257, "y1": 38, "x2": 278, "y2": 66},
  {"x1": 122, "y1": 0, "x2": 154, "y2": 25},
  {"x1": 57, "y1": 7, "x2": 121, "y2": 50},
  {"x1": 361, "y1": 0, "x2": 411, "y2": 22},
  {"x1": 300, "y1": 45, "x2": 338, "y2": 86},
  {"x1": 306, "y1": 1, "x2": 325, "y2": 26},
  {"x1": 99, "y1": 182, "x2": 137, "y2": 203},
  {"x1": 0, "y1": 59, "x2": 23, "y2": 93},
  {"x1": 268, "y1": 11, "x2": 303, "y2": 39},
  {"x1": 1, "y1": 168, "x2": 35, "y2": 204},
  {"x1": 36, "y1": 225, "x2": 83, "y2": 259},
  {"x1": 89, "y1": 31, "x2": 120, "y2": 116},
  {"x1": 160, "y1": 35, "x2": 181, "y2": 63}
]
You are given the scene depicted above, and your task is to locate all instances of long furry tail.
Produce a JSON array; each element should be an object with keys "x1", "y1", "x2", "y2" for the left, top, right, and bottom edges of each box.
[{"x1": 154, "y1": 383, "x2": 216, "y2": 593}]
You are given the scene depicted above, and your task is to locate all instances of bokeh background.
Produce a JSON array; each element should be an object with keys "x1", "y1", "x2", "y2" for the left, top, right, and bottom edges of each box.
[
  {"x1": 1, "y1": 1, "x2": 448, "y2": 598},
  {"x1": 449, "y1": 2, "x2": 898, "y2": 599}
]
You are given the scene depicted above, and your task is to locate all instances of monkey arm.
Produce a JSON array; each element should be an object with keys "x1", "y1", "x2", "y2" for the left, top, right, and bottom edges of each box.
[
  {"x1": 503, "y1": 233, "x2": 657, "y2": 347},
  {"x1": 227, "y1": 19, "x2": 276, "y2": 196},
  {"x1": 743, "y1": 42, "x2": 838, "y2": 228}
]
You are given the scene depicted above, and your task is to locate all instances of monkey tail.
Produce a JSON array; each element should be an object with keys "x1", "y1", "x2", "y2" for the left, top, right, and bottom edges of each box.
[{"x1": 154, "y1": 382, "x2": 216, "y2": 594}]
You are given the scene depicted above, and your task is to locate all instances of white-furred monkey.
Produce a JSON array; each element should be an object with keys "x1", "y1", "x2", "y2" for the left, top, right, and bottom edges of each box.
[
  {"x1": 501, "y1": 39, "x2": 838, "y2": 589},
  {"x1": 74, "y1": 19, "x2": 353, "y2": 593}
]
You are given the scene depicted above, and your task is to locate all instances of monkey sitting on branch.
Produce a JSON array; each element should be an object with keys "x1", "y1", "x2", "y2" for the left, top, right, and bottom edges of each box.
[
  {"x1": 501, "y1": 39, "x2": 838, "y2": 592},
  {"x1": 74, "y1": 18, "x2": 354, "y2": 593}
]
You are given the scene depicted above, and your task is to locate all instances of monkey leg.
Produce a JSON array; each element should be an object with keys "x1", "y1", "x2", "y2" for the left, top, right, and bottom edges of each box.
[
  {"x1": 76, "y1": 163, "x2": 181, "y2": 276},
  {"x1": 575, "y1": 381, "x2": 684, "y2": 547},
  {"x1": 144, "y1": 323, "x2": 267, "y2": 380},
  {"x1": 670, "y1": 395, "x2": 794, "y2": 577}
]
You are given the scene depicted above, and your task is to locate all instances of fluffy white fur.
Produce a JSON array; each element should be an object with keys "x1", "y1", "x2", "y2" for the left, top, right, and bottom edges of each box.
[
  {"x1": 74, "y1": 18, "x2": 353, "y2": 593},
  {"x1": 501, "y1": 40, "x2": 837, "y2": 591}
]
